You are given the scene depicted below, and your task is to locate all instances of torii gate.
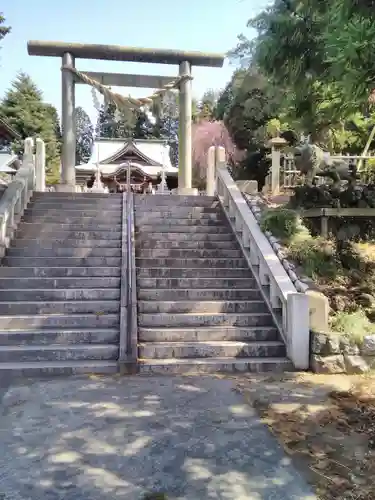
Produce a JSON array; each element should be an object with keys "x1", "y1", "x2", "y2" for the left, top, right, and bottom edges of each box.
[{"x1": 27, "y1": 40, "x2": 224, "y2": 193}]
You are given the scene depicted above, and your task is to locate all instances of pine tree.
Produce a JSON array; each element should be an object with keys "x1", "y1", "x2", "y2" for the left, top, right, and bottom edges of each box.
[
  {"x1": 75, "y1": 106, "x2": 93, "y2": 164},
  {"x1": 96, "y1": 103, "x2": 137, "y2": 138},
  {"x1": 0, "y1": 72, "x2": 61, "y2": 183},
  {"x1": 0, "y1": 13, "x2": 10, "y2": 47}
]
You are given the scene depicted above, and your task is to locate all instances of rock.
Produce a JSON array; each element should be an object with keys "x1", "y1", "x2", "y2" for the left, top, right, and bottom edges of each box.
[
  {"x1": 2, "y1": 386, "x2": 31, "y2": 407},
  {"x1": 295, "y1": 280, "x2": 309, "y2": 293},
  {"x1": 282, "y1": 259, "x2": 291, "y2": 271},
  {"x1": 361, "y1": 335, "x2": 375, "y2": 355},
  {"x1": 265, "y1": 230, "x2": 272, "y2": 238},
  {"x1": 276, "y1": 248, "x2": 286, "y2": 260},
  {"x1": 289, "y1": 270, "x2": 298, "y2": 282},
  {"x1": 269, "y1": 236, "x2": 279, "y2": 245},
  {"x1": 343, "y1": 355, "x2": 369, "y2": 374},
  {"x1": 357, "y1": 293, "x2": 375, "y2": 308},
  {"x1": 339, "y1": 335, "x2": 360, "y2": 355},
  {"x1": 311, "y1": 332, "x2": 328, "y2": 354},
  {"x1": 311, "y1": 354, "x2": 345, "y2": 373},
  {"x1": 273, "y1": 243, "x2": 282, "y2": 253},
  {"x1": 326, "y1": 335, "x2": 341, "y2": 354}
]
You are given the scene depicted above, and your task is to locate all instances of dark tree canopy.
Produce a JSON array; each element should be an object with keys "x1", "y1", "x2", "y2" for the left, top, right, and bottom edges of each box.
[
  {"x1": 0, "y1": 73, "x2": 61, "y2": 183},
  {"x1": 75, "y1": 106, "x2": 93, "y2": 165},
  {"x1": 0, "y1": 13, "x2": 10, "y2": 47}
]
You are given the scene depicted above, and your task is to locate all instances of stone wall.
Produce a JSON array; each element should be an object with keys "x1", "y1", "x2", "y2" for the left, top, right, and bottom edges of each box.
[{"x1": 311, "y1": 331, "x2": 375, "y2": 374}]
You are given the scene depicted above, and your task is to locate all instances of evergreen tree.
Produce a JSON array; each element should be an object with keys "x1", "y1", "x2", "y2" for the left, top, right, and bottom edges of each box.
[
  {"x1": 75, "y1": 106, "x2": 93, "y2": 164},
  {"x1": 96, "y1": 103, "x2": 137, "y2": 138},
  {"x1": 0, "y1": 13, "x2": 10, "y2": 48},
  {"x1": 0, "y1": 72, "x2": 61, "y2": 183},
  {"x1": 134, "y1": 110, "x2": 155, "y2": 139}
]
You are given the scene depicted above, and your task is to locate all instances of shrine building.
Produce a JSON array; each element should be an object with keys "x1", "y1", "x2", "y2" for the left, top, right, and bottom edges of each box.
[{"x1": 75, "y1": 138, "x2": 178, "y2": 192}]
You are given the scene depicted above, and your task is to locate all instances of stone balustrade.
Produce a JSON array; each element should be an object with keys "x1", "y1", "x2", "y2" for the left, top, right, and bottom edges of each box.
[
  {"x1": 0, "y1": 137, "x2": 45, "y2": 257},
  {"x1": 216, "y1": 161, "x2": 310, "y2": 369}
]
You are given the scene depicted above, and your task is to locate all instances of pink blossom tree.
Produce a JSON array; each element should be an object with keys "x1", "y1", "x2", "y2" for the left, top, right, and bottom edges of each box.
[{"x1": 192, "y1": 120, "x2": 243, "y2": 187}]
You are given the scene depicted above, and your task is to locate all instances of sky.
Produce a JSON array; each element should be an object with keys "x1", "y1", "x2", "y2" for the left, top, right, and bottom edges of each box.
[{"x1": 0, "y1": 0, "x2": 265, "y2": 126}]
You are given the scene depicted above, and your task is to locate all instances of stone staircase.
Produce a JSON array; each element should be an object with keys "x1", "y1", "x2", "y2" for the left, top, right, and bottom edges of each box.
[
  {"x1": 0, "y1": 192, "x2": 123, "y2": 376},
  {"x1": 135, "y1": 194, "x2": 292, "y2": 373}
]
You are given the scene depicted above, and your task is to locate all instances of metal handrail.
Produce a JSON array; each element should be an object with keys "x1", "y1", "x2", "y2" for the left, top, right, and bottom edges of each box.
[{"x1": 123, "y1": 162, "x2": 138, "y2": 372}]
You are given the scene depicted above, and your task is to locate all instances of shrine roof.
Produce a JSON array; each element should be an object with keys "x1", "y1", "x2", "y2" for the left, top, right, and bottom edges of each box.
[
  {"x1": 84, "y1": 138, "x2": 175, "y2": 171},
  {"x1": 75, "y1": 162, "x2": 178, "y2": 176},
  {"x1": 0, "y1": 153, "x2": 18, "y2": 172}
]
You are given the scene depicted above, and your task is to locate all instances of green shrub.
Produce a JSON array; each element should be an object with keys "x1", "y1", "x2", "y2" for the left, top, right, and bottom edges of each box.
[
  {"x1": 330, "y1": 310, "x2": 375, "y2": 343},
  {"x1": 287, "y1": 237, "x2": 338, "y2": 279},
  {"x1": 260, "y1": 208, "x2": 301, "y2": 242}
]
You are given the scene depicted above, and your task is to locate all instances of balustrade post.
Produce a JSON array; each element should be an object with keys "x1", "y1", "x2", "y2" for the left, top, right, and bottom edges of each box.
[
  {"x1": 286, "y1": 292, "x2": 310, "y2": 369},
  {"x1": 35, "y1": 138, "x2": 46, "y2": 192},
  {"x1": 206, "y1": 145, "x2": 216, "y2": 196}
]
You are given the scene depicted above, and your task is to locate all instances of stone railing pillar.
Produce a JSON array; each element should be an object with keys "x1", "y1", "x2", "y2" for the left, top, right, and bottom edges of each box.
[
  {"x1": 23, "y1": 137, "x2": 34, "y2": 167},
  {"x1": 35, "y1": 138, "x2": 46, "y2": 192},
  {"x1": 206, "y1": 145, "x2": 216, "y2": 196}
]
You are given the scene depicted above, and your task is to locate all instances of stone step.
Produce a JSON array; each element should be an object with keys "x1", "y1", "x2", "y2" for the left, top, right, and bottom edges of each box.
[
  {"x1": 0, "y1": 288, "x2": 120, "y2": 301},
  {"x1": 33, "y1": 192, "x2": 122, "y2": 199},
  {"x1": 12, "y1": 239, "x2": 122, "y2": 249},
  {"x1": 19, "y1": 220, "x2": 122, "y2": 230},
  {"x1": 139, "y1": 340, "x2": 285, "y2": 359},
  {"x1": 134, "y1": 195, "x2": 218, "y2": 206},
  {"x1": 0, "y1": 328, "x2": 119, "y2": 346},
  {"x1": 139, "y1": 326, "x2": 278, "y2": 342},
  {"x1": 0, "y1": 344, "x2": 119, "y2": 363},
  {"x1": 24, "y1": 208, "x2": 123, "y2": 217},
  {"x1": 0, "y1": 277, "x2": 120, "y2": 289},
  {"x1": 138, "y1": 300, "x2": 268, "y2": 314},
  {"x1": 0, "y1": 360, "x2": 118, "y2": 376},
  {"x1": 136, "y1": 240, "x2": 237, "y2": 250},
  {"x1": 135, "y1": 207, "x2": 219, "y2": 215},
  {"x1": 7, "y1": 247, "x2": 122, "y2": 257},
  {"x1": 135, "y1": 232, "x2": 233, "y2": 242},
  {"x1": 0, "y1": 300, "x2": 120, "y2": 315},
  {"x1": 3, "y1": 256, "x2": 122, "y2": 267},
  {"x1": 0, "y1": 314, "x2": 119, "y2": 329},
  {"x1": 136, "y1": 249, "x2": 242, "y2": 259},
  {"x1": 138, "y1": 312, "x2": 273, "y2": 328},
  {"x1": 135, "y1": 211, "x2": 223, "y2": 220},
  {"x1": 0, "y1": 267, "x2": 121, "y2": 278},
  {"x1": 136, "y1": 258, "x2": 247, "y2": 268},
  {"x1": 137, "y1": 288, "x2": 261, "y2": 301},
  {"x1": 135, "y1": 218, "x2": 226, "y2": 227},
  {"x1": 16, "y1": 228, "x2": 122, "y2": 240},
  {"x1": 137, "y1": 277, "x2": 256, "y2": 289},
  {"x1": 136, "y1": 268, "x2": 252, "y2": 279},
  {"x1": 136, "y1": 224, "x2": 229, "y2": 234},
  {"x1": 139, "y1": 357, "x2": 293, "y2": 374},
  {"x1": 30, "y1": 201, "x2": 122, "y2": 209},
  {"x1": 28, "y1": 205, "x2": 123, "y2": 213}
]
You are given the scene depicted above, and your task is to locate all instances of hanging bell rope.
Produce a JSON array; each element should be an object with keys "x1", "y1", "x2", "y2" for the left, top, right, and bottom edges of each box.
[{"x1": 62, "y1": 66, "x2": 192, "y2": 112}]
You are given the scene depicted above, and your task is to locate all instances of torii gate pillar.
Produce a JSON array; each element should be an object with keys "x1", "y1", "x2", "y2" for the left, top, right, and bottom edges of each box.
[
  {"x1": 60, "y1": 52, "x2": 76, "y2": 191},
  {"x1": 178, "y1": 61, "x2": 196, "y2": 195}
]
